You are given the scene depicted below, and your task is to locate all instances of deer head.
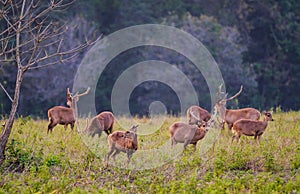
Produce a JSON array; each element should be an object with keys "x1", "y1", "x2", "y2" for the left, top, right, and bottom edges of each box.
[
  {"x1": 67, "y1": 87, "x2": 90, "y2": 108},
  {"x1": 66, "y1": 87, "x2": 90, "y2": 122},
  {"x1": 215, "y1": 85, "x2": 243, "y2": 119},
  {"x1": 262, "y1": 111, "x2": 274, "y2": 121}
]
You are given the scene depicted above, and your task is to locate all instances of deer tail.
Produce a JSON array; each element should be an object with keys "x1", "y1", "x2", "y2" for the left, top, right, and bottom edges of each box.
[{"x1": 48, "y1": 110, "x2": 52, "y2": 122}]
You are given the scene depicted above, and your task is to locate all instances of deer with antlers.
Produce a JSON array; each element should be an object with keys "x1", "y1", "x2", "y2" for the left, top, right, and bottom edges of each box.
[
  {"x1": 215, "y1": 85, "x2": 260, "y2": 130},
  {"x1": 47, "y1": 87, "x2": 90, "y2": 134}
]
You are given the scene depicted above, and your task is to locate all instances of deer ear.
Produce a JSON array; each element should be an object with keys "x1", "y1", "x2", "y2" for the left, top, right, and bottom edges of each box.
[
  {"x1": 262, "y1": 110, "x2": 266, "y2": 114},
  {"x1": 130, "y1": 125, "x2": 138, "y2": 133}
]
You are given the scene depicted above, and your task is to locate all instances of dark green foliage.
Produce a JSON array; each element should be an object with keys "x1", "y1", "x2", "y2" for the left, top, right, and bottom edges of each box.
[
  {"x1": 4, "y1": 139, "x2": 43, "y2": 173},
  {"x1": 0, "y1": 0, "x2": 299, "y2": 117}
]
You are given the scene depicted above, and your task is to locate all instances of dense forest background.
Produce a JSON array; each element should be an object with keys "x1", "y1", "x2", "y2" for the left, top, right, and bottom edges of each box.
[{"x1": 0, "y1": 0, "x2": 299, "y2": 117}]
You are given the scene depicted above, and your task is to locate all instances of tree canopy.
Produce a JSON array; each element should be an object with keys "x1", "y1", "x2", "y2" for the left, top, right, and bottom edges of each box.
[{"x1": 1, "y1": 0, "x2": 299, "y2": 117}]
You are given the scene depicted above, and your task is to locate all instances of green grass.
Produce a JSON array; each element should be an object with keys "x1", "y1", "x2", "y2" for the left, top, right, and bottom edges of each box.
[{"x1": 0, "y1": 112, "x2": 299, "y2": 193}]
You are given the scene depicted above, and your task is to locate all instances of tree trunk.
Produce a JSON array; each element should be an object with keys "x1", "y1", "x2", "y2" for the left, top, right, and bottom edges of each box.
[{"x1": 0, "y1": 68, "x2": 23, "y2": 166}]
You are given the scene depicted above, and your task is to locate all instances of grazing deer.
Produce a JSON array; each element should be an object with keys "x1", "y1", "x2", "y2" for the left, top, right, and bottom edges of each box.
[
  {"x1": 215, "y1": 85, "x2": 260, "y2": 130},
  {"x1": 187, "y1": 105, "x2": 211, "y2": 126},
  {"x1": 105, "y1": 125, "x2": 138, "y2": 167},
  {"x1": 84, "y1": 111, "x2": 114, "y2": 137},
  {"x1": 232, "y1": 111, "x2": 274, "y2": 144},
  {"x1": 47, "y1": 87, "x2": 90, "y2": 134},
  {"x1": 169, "y1": 121, "x2": 208, "y2": 151}
]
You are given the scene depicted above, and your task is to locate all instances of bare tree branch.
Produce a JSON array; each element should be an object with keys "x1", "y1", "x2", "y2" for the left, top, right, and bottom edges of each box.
[
  {"x1": 0, "y1": 0, "x2": 100, "y2": 165},
  {"x1": 0, "y1": 82, "x2": 13, "y2": 102}
]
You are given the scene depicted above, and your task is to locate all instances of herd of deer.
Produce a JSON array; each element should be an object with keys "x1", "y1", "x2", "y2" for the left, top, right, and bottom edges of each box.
[{"x1": 47, "y1": 84, "x2": 274, "y2": 166}]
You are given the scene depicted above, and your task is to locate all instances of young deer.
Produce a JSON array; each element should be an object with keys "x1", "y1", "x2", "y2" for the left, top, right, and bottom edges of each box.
[
  {"x1": 187, "y1": 105, "x2": 211, "y2": 126},
  {"x1": 232, "y1": 111, "x2": 274, "y2": 144},
  {"x1": 47, "y1": 87, "x2": 90, "y2": 134},
  {"x1": 215, "y1": 85, "x2": 260, "y2": 130},
  {"x1": 105, "y1": 125, "x2": 138, "y2": 167},
  {"x1": 84, "y1": 111, "x2": 114, "y2": 137},
  {"x1": 169, "y1": 121, "x2": 208, "y2": 151}
]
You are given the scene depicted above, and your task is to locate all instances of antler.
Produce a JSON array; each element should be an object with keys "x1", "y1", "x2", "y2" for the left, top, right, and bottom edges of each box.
[
  {"x1": 67, "y1": 88, "x2": 72, "y2": 96},
  {"x1": 224, "y1": 85, "x2": 243, "y2": 101},
  {"x1": 73, "y1": 87, "x2": 90, "y2": 98},
  {"x1": 216, "y1": 83, "x2": 225, "y2": 102}
]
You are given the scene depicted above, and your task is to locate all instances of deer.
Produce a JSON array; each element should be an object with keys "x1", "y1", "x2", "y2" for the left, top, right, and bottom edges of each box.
[
  {"x1": 169, "y1": 121, "x2": 208, "y2": 151},
  {"x1": 105, "y1": 125, "x2": 138, "y2": 167},
  {"x1": 84, "y1": 111, "x2": 114, "y2": 137},
  {"x1": 214, "y1": 85, "x2": 260, "y2": 130},
  {"x1": 187, "y1": 105, "x2": 211, "y2": 126},
  {"x1": 47, "y1": 87, "x2": 90, "y2": 134},
  {"x1": 232, "y1": 111, "x2": 274, "y2": 144}
]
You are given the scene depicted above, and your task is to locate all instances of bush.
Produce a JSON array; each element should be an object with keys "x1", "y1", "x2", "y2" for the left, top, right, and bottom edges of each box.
[{"x1": 4, "y1": 139, "x2": 42, "y2": 173}]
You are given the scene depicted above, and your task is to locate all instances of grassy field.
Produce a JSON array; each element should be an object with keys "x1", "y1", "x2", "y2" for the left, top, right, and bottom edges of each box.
[{"x1": 0, "y1": 111, "x2": 299, "y2": 193}]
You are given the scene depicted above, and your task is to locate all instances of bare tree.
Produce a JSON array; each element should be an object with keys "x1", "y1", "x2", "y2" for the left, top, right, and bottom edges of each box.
[{"x1": 0, "y1": 0, "x2": 100, "y2": 165}]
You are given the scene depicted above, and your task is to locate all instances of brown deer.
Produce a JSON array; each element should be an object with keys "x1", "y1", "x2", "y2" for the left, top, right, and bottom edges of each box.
[
  {"x1": 84, "y1": 111, "x2": 114, "y2": 137},
  {"x1": 47, "y1": 87, "x2": 90, "y2": 134},
  {"x1": 232, "y1": 111, "x2": 274, "y2": 144},
  {"x1": 187, "y1": 105, "x2": 211, "y2": 126},
  {"x1": 105, "y1": 125, "x2": 138, "y2": 167},
  {"x1": 169, "y1": 121, "x2": 208, "y2": 151},
  {"x1": 215, "y1": 85, "x2": 260, "y2": 130}
]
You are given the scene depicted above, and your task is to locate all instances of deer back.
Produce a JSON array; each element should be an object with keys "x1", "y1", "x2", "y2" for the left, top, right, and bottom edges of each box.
[
  {"x1": 48, "y1": 106, "x2": 75, "y2": 124},
  {"x1": 84, "y1": 116, "x2": 102, "y2": 134},
  {"x1": 233, "y1": 119, "x2": 268, "y2": 136},
  {"x1": 170, "y1": 122, "x2": 198, "y2": 143},
  {"x1": 226, "y1": 108, "x2": 260, "y2": 124},
  {"x1": 96, "y1": 111, "x2": 114, "y2": 131}
]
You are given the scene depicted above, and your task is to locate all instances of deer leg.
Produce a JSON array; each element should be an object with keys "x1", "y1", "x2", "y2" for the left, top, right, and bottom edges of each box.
[
  {"x1": 112, "y1": 150, "x2": 120, "y2": 161},
  {"x1": 231, "y1": 130, "x2": 239, "y2": 143},
  {"x1": 254, "y1": 134, "x2": 257, "y2": 141},
  {"x1": 183, "y1": 140, "x2": 190, "y2": 151},
  {"x1": 127, "y1": 152, "x2": 132, "y2": 165},
  {"x1": 96, "y1": 130, "x2": 102, "y2": 138},
  {"x1": 64, "y1": 124, "x2": 68, "y2": 130},
  {"x1": 220, "y1": 121, "x2": 225, "y2": 130},
  {"x1": 47, "y1": 125, "x2": 51, "y2": 134},
  {"x1": 70, "y1": 122, "x2": 75, "y2": 131},
  {"x1": 228, "y1": 123, "x2": 233, "y2": 130},
  {"x1": 104, "y1": 130, "x2": 109, "y2": 136},
  {"x1": 47, "y1": 122, "x2": 56, "y2": 134},
  {"x1": 108, "y1": 125, "x2": 113, "y2": 134},
  {"x1": 256, "y1": 135, "x2": 261, "y2": 145},
  {"x1": 231, "y1": 135, "x2": 236, "y2": 144},
  {"x1": 192, "y1": 143, "x2": 197, "y2": 152},
  {"x1": 237, "y1": 134, "x2": 241, "y2": 144},
  {"x1": 171, "y1": 138, "x2": 176, "y2": 148},
  {"x1": 105, "y1": 148, "x2": 115, "y2": 167}
]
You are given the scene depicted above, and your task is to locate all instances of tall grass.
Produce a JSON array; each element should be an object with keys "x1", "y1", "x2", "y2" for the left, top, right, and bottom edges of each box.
[{"x1": 0, "y1": 112, "x2": 299, "y2": 193}]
